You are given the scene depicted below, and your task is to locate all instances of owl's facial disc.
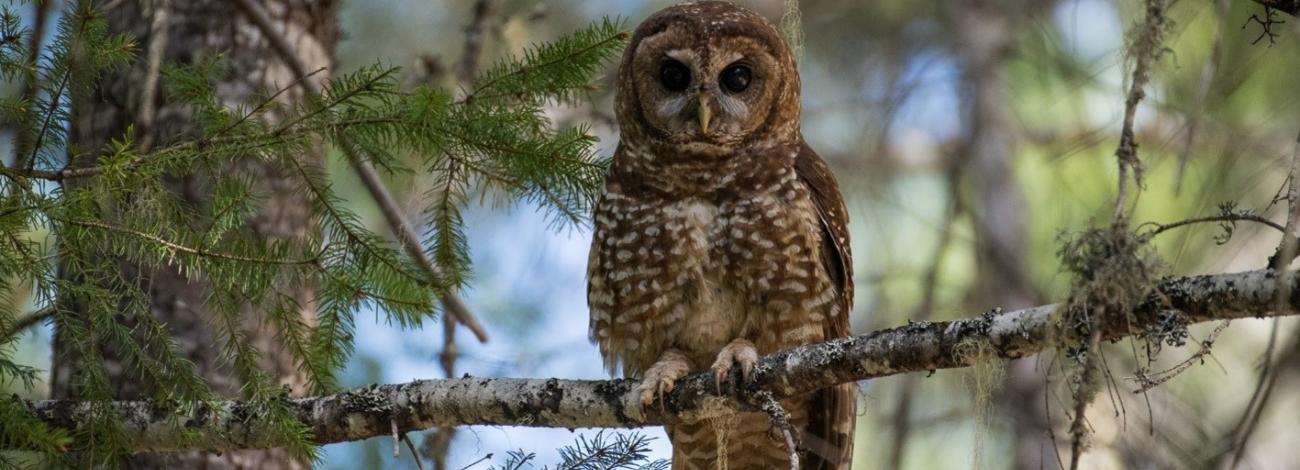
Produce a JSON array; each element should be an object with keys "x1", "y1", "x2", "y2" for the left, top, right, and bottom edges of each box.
[{"x1": 627, "y1": 25, "x2": 788, "y2": 151}]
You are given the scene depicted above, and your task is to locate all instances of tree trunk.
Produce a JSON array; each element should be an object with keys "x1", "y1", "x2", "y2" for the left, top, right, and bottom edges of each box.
[
  {"x1": 952, "y1": 1, "x2": 1054, "y2": 468},
  {"x1": 51, "y1": 1, "x2": 337, "y2": 467}
]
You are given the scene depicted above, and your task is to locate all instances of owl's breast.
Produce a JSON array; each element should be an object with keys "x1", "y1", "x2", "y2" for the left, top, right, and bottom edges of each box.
[
  {"x1": 588, "y1": 172, "x2": 830, "y2": 376},
  {"x1": 660, "y1": 198, "x2": 749, "y2": 367}
]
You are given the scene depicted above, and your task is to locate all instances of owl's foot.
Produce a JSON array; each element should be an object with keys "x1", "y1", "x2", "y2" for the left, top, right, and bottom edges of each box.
[
  {"x1": 638, "y1": 350, "x2": 693, "y2": 409},
  {"x1": 711, "y1": 338, "x2": 758, "y2": 394}
]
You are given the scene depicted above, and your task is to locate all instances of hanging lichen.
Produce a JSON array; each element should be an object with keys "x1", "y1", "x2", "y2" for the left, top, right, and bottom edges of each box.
[{"x1": 955, "y1": 339, "x2": 1005, "y2": 470}]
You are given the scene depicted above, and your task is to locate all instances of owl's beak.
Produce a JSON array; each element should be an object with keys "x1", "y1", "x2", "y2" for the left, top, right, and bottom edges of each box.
[{"x1": 697, "y1": 100, "x2": 713, "y2": 134}]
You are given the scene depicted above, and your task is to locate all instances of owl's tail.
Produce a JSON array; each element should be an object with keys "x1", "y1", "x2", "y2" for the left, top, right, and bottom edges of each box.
[{"x1": 803, "y1": 382, "x2": 857, "y2": 470}]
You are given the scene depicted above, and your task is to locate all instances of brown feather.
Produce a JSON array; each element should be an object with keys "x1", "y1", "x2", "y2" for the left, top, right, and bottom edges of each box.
[
  {"x1": 591, "y1": 2, "x2": 857, "y2": 468},
  {"x1": 795, "y1": 142, "x2": 856, "y2": 470}
]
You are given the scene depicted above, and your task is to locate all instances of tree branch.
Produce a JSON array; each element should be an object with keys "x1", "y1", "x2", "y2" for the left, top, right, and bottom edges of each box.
[
  {"x1": 230, "y1": 0, "x2": 489, "y2": 343},
  {"x1": 1253, "y1": 0, "x2": 1300, "y2": 16},
  {"x1": 14, "y1": 268, "x2": 1300, "y2": 453}
]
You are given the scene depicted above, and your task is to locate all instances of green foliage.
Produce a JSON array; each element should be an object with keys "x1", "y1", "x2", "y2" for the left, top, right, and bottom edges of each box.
[
  {"x1": 489, "y1": 431, "x2": 670, "y2": 470},
  {"x1": 0, "y1": 1, "x2": 626, "y2": 466}
]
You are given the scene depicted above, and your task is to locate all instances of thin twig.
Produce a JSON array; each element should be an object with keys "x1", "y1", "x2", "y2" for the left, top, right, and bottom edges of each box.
[
  {"x1": 429, "y1": 268, "x2": 462, "y2": 468},
  {"x1": 210, "y1": 66, "x2": 329, "y2": 141},
  {"x1": 887, "y1": 149, "x2": 964, "y2": 469},
  {"x1": 135, "y1": 0, "x2": 171, "y2": 152},
  {"x1": 230, "y1": 0, "x2": 488, "y2": 343},
  {"x1": 1129, "y1": 321, "x2": 1230, "y2": 393},
  {"x1": 6, "y1": 0, "x2": 52, "y2": 173},
  {"x1": 1269, "y1": 129, "x2": 1300, "y2": 269},
  {"x1": 1226, "y1": 126, "x2": 1300, "y2": 468},
  {"x1": 391, "y1": 418, "x2": 400, "y2": 457},
  {"x1": 457, "y1": 454, "x2": 492, "y2": 470},
  {"x1": 456, "y1": 0, "x2": 493, "y2": 89},
  {"x1": 60, "y1": 218, "x2": 319, "y2": 265},
  {"x1": 20, "y1": 0, "x2": 97, "y2": 173},
  {"x1": 404, "y1": 434, "x2": 426, "y2": 470},
  {"x1": 23, "y1": 68, "x2": 68, "y2": 172},
  {"x1": 1251, "y1": 0, "x2": 1300, "y2": 16},
  {"x1": 1, "y1": 307, "x2": 54, "y2": 342},
  {"x1": 1139, "y1": 213, "x2": 1286, "y2": 239}
]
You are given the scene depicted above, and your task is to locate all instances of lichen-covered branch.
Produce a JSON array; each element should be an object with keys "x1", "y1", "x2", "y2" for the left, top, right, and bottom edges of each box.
[{"x1": 17, "y1": 269, "x2": 1300, "y2": 453}]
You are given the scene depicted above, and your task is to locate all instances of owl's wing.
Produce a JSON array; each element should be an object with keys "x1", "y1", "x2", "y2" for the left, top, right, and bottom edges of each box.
[
  {"x1": 795, "y1": 142, "x2": 853, "y2": 322},
  {"x1": 795, "y1": 142, "x2": 857, "y2": 470}
]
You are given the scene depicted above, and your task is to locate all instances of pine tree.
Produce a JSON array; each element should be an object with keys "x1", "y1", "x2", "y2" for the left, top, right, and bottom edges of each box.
[{"x1": 0, "y1": 1, "x2": 626, "y2": 467}]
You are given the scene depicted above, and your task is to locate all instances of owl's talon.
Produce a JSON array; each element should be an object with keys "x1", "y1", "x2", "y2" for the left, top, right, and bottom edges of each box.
[
  {"x1": 710, "y1": 338, "x2": 759, "y2": 395},
  {"x1": 638, "y1": 350, "x2": 692, "y2": 409}
]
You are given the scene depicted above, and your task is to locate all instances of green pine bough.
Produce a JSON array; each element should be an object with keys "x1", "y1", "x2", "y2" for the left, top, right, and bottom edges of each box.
[{"x1": 0, "y1": 2, "x2": 626, "y2": 464}]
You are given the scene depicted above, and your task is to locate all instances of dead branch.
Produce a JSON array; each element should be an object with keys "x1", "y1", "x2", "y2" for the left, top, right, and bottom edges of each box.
[
  {"x1": 230, "y1": 0, "x2": 489, "y2": 343},
  {"x1": 1252, "y1": 0, "x2": 1300, "y2": 17}
]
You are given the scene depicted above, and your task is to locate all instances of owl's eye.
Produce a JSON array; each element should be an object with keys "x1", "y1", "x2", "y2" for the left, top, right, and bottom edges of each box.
[
  {"x1": 720, "y1": 64, "x2": 752, "y2": 93},
  {"x1": 659, "y1": 60, "x2": 691, "y2": 92}
]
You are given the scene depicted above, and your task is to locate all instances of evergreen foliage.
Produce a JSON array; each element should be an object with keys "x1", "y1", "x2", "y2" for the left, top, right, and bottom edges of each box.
[
  {"x1": 489, "y1": 432, "x2": 670, "y2": 470},
  {"x1": 0, "y1": 1, "x2": 627, "y2": 466}
]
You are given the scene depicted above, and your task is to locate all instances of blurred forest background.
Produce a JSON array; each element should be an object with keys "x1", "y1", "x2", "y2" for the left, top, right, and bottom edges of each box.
[{"x1": 6, "y1": 0, "x2": 1300, "y2": 468}]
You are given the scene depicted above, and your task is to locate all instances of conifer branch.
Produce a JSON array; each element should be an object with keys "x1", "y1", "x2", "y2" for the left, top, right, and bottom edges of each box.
[
  {"x1": 60, "y1": 219, "x2": 320, "y2": 265},
  {"x1": 13, "y1": 268, "x2": 1300, "y2": 452},
  {"x1": 232, "y1": 0, "x2": 490, "y2": 343}
]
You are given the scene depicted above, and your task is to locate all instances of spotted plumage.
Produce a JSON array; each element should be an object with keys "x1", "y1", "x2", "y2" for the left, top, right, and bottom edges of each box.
[{"x1": 587, "y1": 2, "x2": 855, "y2": 469}]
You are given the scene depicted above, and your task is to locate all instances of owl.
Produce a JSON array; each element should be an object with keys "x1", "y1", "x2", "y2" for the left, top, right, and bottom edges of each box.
[{"x1": 587, "y1": 2, "x2": 856, "y2": 469}]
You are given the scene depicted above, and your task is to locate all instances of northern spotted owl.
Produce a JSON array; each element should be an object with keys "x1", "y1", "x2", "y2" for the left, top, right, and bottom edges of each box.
[{"x1": 587, "y1": 2, "x2": 855, "y2": 469}]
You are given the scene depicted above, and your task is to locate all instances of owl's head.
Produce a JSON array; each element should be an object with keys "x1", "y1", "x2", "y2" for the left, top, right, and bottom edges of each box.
[{"x1": 616, "y1": 1, "x2": 801, "y2": 154}]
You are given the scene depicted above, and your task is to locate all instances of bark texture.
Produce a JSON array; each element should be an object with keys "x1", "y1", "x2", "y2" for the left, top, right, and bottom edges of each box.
[
  {"x1": 25, "y1": 269, "x2": 1300, "y2": 453},
  {"x1": 51, "y1": 1, "x2": 337, "y2": 467}
]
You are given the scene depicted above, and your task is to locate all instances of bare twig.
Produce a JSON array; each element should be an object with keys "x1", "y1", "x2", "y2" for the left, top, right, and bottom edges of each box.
[
  {"x1": 457, "y1": 454, "x2": 492, "y2": 470},
  {"x1": 887, "y1": 150, "x2": 964, "y2": 469},
  {"x1": 1130, "y1": 321, "x2": 1229, "y2": 393},
  {"x1": 0, "y1": 307, "x2": 54, "y2": 342},
  {"x1": 1243, "y1": 6, "x2": 1286, "y2": 45},
  {"x1": 428, "y1": 268, "x2": 462, "y2": 468},
  {"x1": 13, "y1": 269, "x2": 1300, "y2": 453},
  {"x1": 1225, "y1": 127, "x2": 1300, "y2": 468},
  {"x1": 1268, "y1": 129, "x2": 1300, "y2": 268},
  {"x1": 135, "y1": 0, "x2": 171, "y2": 152},
  {"x1": 404, "y1": 434, "x2": 427, "y2": 470},
  {"x1": 230, "y1": 0, "x2": 488, "y2": 343},
  {"x1": 1252, "y1": 0, "x2": 1300, "y2": 15},
  {"x1": 1139, "y1": 213, "x2": 1286, "y2": 239},
  {"x1": 391, "y1": 418, "x2": 400, "y2": 457},
  {"x1": 456, "y1": 0, "x2": 493, "y2": 89}
]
